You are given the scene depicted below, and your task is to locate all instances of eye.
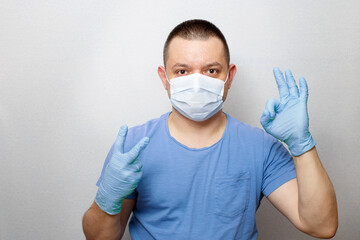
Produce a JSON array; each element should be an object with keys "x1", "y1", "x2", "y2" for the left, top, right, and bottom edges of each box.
[
  {"x1": 208, "y1": 69, "x2": 218, "y2": 74},
  {"x1": 176, "y1": 69, "x2": 187, "y2": 75}
]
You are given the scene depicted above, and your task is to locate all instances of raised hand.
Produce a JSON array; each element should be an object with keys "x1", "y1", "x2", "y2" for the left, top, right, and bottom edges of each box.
[
  {"x1": 260, "y1": 67, "x2": 316, "y2": 156},
  {"x1": 95, "y1": 125, "x2": 149, "y2": 215}
]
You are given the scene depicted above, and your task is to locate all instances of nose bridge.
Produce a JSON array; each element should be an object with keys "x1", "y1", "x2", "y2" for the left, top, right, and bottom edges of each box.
[
  {"x1": 192, "y1": 66, "x2": 202, "y2": 74},
  {"x1": 193, "y1": 73, "x2": 201, "y2": 90}
]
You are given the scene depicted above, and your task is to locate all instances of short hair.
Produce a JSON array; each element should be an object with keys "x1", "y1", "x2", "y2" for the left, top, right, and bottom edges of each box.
[{"x1": 163, "y1": 19, "x2": 230, "y2": 67}]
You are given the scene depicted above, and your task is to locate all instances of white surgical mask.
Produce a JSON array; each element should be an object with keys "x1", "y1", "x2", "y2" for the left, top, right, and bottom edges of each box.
[{"x1": 166, "y1": 72, "x2": 229, "y2": 121}]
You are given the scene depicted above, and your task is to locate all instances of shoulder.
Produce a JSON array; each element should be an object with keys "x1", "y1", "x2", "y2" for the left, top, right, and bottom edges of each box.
[
  {"x1": 124, "y1": 112, "x2": 169, "y2": 150},
  {"x1": 128, "y1": 112, "x2": 168, "y2": 137},
  {"x1": 225, "y1": 113, "x2": 266, "y2": 140},
  {"x1": 225, "y1": 113, "x2": 282, "y2": 152}
]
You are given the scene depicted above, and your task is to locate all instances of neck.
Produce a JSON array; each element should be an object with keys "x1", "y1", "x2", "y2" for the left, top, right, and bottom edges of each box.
[{"x1": 168, "y1": 108, "x2": 227, "y2": 148}]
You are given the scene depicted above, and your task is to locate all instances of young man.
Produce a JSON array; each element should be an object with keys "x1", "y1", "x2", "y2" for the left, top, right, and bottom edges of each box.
[{"x1": 83, "y1": 19, "x2": 338, "y2": 240}]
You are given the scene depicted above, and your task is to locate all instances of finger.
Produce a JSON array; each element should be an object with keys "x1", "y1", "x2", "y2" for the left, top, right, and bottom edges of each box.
[
  {"x1": 114, "y1": 125, "x2": 128, "y2": 154},
  {"x1": 285, "y1": 69, "x2": 299, "y2": 98},
  {"x1": 129, "y1": 159, "x2": 143, "y2": 172},
  {"x1": 133, "y1": 170, "x2": 143, "y2": 181},
  {"x1": 273, "y1": 67, "x2": 289, "y2": 99},
  {"x1": 126, "y1": 137, "x2": 150, "y2": 162},
  {"x1": 265, "y1": 98, "x2": 279, "y2": 118},
  {"x1": 299, "y1": 76, "x2": 308, "y2": 101},
  {"x1": 260, "y1": 110, "x2": 271, "y2": 128},
  {"x1": 260, "y1": 98, "x2": 280, "y2": 127}
]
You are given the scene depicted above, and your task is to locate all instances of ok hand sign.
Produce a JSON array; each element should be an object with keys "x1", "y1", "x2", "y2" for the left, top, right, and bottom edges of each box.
[{"x1": 260, "y1": 67, "x2": 316, "y2": 156}]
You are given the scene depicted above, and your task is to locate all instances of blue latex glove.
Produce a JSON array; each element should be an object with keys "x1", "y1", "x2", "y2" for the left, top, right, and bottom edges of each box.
[
  {"x1": 95, "y1": 125, "x2": 149, "y2": 215},
  {"x1": 260, "y1": 67, "x2": 316, "y2": 156}
]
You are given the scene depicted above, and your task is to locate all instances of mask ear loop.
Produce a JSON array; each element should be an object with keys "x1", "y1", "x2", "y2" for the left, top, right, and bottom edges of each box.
[
  {"x1": 224, "y1": 69, "x2": 230, "y2": 84},
  {"x1": 220, "y1": 69, "x2": 230, "y2": 96},
  {"x1": 164, "y1": 70, "x2": 171, "y2": 85}
]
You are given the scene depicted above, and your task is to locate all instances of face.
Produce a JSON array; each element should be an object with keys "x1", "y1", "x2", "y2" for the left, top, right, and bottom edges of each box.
[{"x1": 158, "y1": 36, "x2": 237, "y2": 101}]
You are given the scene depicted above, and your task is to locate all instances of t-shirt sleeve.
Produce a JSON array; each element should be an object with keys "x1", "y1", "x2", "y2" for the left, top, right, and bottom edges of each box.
[
  {"x1": 261, "y1": 132, "x2": 296, "y2": 197},
  {"x1": 95, "y1": 130, "x2": 138, "y2": 199}
]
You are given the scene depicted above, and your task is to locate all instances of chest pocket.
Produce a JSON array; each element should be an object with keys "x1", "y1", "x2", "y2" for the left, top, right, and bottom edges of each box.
[{"x1": 214, "y1": 171, "x2": 250, "y2": 217}]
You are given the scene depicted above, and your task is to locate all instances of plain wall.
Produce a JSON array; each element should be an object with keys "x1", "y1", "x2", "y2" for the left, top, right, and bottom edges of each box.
[{"x1": 1, "y1": 0, "x2": 359, "y2": 239}]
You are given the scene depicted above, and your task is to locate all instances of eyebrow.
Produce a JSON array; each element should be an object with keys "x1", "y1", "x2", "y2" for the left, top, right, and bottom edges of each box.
[
  {"x1": 205, "y1": 62, "x2": 223, "y2": 69},
  {"x1": 171, "y1": 62, "x2": 223, "y2": 70},
  {"x1": 171, "y1": 63, "x2": 190, "y2": 70}
]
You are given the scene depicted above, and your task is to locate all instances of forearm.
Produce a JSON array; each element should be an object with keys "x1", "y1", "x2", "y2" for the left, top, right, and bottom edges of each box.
[
  {"x1": 82, "y1": 201, "x2": 125, "y2": 240},
  {"x1": 293, "y1": 147, "x2": 338, "y2": 237}
]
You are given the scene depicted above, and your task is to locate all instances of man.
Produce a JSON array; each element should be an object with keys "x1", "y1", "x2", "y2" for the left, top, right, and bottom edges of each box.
[{"x1": 82, "y1": 19, "x2": 338, "y2": 239}]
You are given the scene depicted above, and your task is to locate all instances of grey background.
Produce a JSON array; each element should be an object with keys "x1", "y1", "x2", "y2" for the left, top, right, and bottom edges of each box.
[{"x1": 1, "y1": 0, "x2": 359, "y2": 239}]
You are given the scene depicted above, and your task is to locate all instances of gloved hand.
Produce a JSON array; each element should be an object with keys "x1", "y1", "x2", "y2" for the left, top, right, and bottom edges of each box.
[
  {"x1": 95, "y1": 125, "x2": 149, "y2": 215},
  {"x1": 260, "y1": 67, "x2": 316, "y2": 156}
]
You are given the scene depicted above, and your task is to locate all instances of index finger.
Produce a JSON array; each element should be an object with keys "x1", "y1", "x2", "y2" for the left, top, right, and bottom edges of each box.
[
  {"x1": 273, "y1": 67, "x2": 289, "y2": 99},
  {"x1": 114, "y1": 125, "x2": 128, "y2": 154},
  {"x1": 127, "y1": 137, "x2": 150, "y2": 162}
]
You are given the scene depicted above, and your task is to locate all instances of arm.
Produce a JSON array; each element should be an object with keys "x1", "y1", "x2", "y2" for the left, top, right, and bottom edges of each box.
[
  {"x1": 267, "y1": 147, "x2": 338, "y2": 238},
  {"x1": 82, "y1": 199, "x2": 135, "y2": 240},
  {"x1": 260, "y1": 67, "x2": 338, "y2": 238},
  {"x1": 82, "y1": 125, "x2": 149, "y2": 239}
]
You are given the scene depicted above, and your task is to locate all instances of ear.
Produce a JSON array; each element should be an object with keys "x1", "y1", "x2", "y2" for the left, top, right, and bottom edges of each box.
[
  {"x1": 158, "y1": 66, "x2": 168, "y2": 90},
  {"x1": 227, "y1": 64, "x2": 237, "y2": 89}
]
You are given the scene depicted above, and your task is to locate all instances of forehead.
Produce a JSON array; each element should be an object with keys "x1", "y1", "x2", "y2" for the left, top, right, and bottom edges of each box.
[{"x1": 167, "y1": 36, "x2": 226, "y2": 67}]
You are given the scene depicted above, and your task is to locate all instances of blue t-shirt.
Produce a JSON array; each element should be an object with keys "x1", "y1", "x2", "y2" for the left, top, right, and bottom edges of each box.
[{"x1": 96, "y1": 112, "x2": 296, "y2": 239}]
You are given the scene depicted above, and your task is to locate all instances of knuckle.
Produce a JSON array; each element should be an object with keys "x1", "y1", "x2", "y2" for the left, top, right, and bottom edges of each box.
[{"x1": 133, "y1": 162, "x2": 142, "y2": 172}]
